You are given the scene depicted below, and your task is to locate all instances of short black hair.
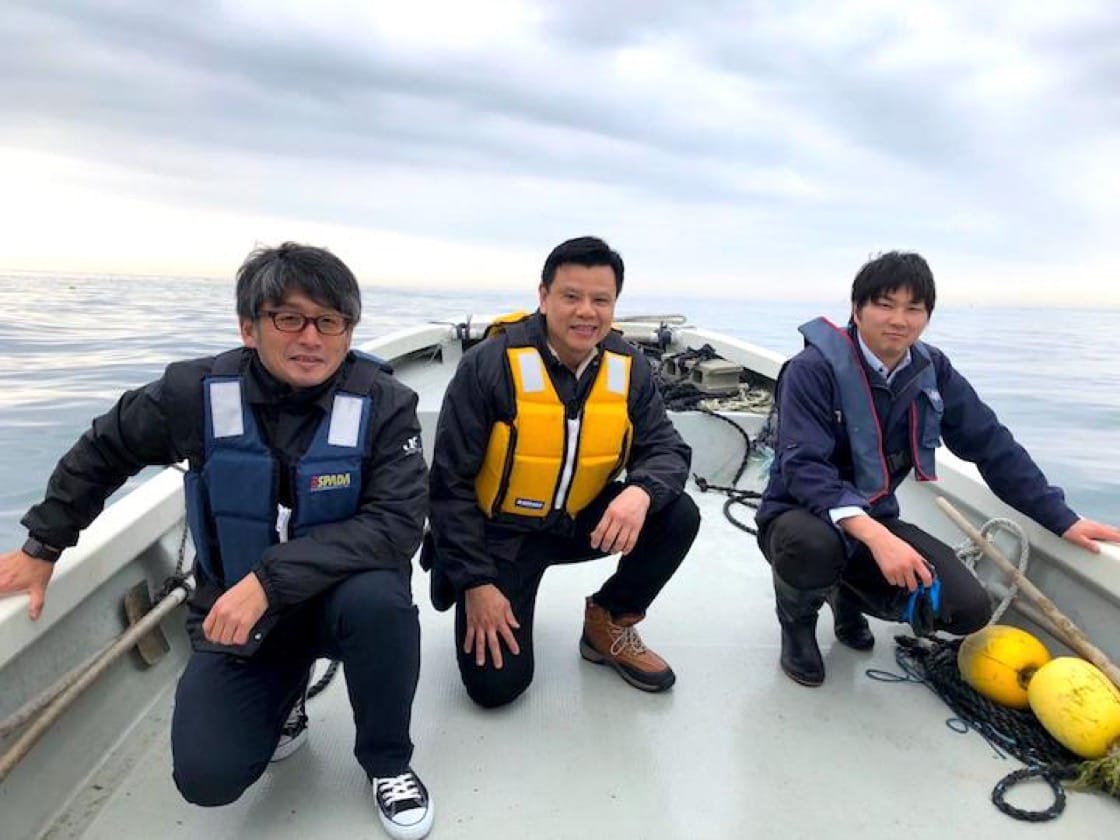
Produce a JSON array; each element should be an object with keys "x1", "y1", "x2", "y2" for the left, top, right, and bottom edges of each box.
[
  {"x1": 540, "y1": 236, "x2": 625, "y2": 294},
  {"x1": 235, "y1": 243, "x2": 361, "y2": 324},
  {"x1": 851, "y1": 251, "x2": 936, "y2": 315}
]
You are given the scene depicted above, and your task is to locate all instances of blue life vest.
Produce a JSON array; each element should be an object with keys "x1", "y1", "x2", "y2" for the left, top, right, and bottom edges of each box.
[
  {"x1": 183, "y1": 351, "x2": 379, "y2": 588},
  {"x1": 798, "y1": 318, "x2": 942, "y2": 503}
]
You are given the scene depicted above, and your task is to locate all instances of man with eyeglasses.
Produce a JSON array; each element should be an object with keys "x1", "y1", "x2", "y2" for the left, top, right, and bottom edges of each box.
[{"x1": 0, "y1": 243, "x2": 434, "y2": 840}]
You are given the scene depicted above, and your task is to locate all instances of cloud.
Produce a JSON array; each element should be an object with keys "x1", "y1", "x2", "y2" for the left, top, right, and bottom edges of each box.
[{"x1": 1, "y1": 0, "x2": 1117, "y2": 304}]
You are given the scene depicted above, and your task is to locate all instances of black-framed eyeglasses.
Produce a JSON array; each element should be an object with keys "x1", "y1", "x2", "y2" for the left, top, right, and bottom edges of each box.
[{"x1": 261, "y1": 310, "x2": 352, "y2": 336}]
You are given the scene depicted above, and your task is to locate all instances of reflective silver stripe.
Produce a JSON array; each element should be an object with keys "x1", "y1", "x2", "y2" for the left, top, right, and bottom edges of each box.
[
  {"x1": 605, "y1": 354, "x2": 627, "y2": 394},
  {"x1": 553, "y1": 417, "x2": 581, "y2": 509},
  {"x1": 275, "y1": 504, "x2": 291, "y2": 543},
  {"x1": 209, "y1": 381, "x2": 244, "y2": 438},
  {"x1": 328, "y1": 395, "x2": 363, "y2": 447},
  {"x1": 516, "y1": 349, "x2": 546, "y2": 393}
]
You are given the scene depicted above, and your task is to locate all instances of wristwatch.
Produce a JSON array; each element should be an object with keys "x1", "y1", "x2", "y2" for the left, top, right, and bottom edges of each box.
[{"x1": 22, "y1": 537, "x2": 62, "y2": 563}]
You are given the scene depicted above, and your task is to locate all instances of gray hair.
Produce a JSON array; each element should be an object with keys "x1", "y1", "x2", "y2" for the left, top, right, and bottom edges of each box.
[{"x1": 235, "y1": 243, "x2": 362, "y2": 324}]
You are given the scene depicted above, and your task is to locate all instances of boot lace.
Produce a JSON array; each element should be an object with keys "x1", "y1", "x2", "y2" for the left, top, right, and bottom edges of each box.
[{"x1": 609, "y1": 625, "x2": 648, "y2": 657}]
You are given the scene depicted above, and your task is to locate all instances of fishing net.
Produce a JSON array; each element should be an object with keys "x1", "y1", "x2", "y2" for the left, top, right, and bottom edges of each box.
[{"x1": 886, "y1": 635, "x2": 1119, "y2": 821}]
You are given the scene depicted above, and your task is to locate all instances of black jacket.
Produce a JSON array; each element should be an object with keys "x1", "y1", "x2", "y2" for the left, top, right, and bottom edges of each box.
[
  {"x1": 23, "y1": 348, "x2": 428, "y2": 633},
  {"x1": 427, "y1": 313, "x2": 691, "y2": 595}
]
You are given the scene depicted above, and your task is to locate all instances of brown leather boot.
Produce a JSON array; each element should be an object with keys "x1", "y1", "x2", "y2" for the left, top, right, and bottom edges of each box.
[{"x1": 579, "y1": 598, "x2": 676, "y2": 692}]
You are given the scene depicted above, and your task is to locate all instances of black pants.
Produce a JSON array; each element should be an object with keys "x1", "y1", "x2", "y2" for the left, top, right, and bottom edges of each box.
[
  {"x1": 171, "y1": 569, "x2": 420, "y2": 806},
  {"x1": 456, "y1": 486, "x2": 700, "y2": 708},
  {"x1": 758, "y1": 508, "x2": 991, "y2": 634}
]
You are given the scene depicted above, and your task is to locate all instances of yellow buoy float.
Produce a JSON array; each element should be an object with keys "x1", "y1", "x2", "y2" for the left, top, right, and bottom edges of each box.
[
  {"x1": 1027, "y1": 657, "x2": 1120, "y2": 760},
  {"x1": 957, "y1": 625, "x2": 1051, "y2": 709}
]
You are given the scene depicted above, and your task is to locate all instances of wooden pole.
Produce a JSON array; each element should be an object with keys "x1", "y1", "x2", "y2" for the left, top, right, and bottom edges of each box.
[
  {"x1": 0, "y1": 585, "x2": 188, "y2": 784},
  {"x1": 937, "y1": 496, "x2": 1120, "y2": 692}
]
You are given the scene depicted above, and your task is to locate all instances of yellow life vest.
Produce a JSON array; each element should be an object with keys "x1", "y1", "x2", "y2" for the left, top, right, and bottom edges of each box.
[
  {"x1": 481, "y1": 311, "x2": 533, "y2": 340},
  {"x1": 475, "y1": 345, "x2": 633, "y2": 519}
]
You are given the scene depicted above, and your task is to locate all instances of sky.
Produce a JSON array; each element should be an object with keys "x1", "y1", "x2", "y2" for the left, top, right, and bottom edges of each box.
[{"x1": 2, "y1": 1, "x2": 1118, "y2": 305}]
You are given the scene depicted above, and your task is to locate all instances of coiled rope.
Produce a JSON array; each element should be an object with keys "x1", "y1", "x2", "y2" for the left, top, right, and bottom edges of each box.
[
  {"x1": 869, "y1": 517, "x2": 1118, "y2": 821},
  {"x1": 875, "y1": 635, "x2": 1082, "y2": 821},
  {"x1": 953, "y1": 516, "x2": 1030, "y2": 624}
]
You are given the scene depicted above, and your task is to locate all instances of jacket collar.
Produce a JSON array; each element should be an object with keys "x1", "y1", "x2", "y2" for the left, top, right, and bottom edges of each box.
[{"x1": 846, "y1": 324, "x2": 929, "y2": 393}]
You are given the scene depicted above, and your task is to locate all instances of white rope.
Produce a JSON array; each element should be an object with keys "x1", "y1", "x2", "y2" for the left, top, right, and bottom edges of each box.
[
  {"x1": 954, "y1": 517, "x2": 1030, "y2": 624},
  {"x1": 697, "y1": 384, "x2": 773, "y2": 413}
]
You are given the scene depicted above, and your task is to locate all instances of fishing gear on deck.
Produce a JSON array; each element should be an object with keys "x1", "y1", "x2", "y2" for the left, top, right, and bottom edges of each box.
[
  {"x1": 652, "y1": 344, "x2": 772, "y2": 535},
  {"x1": 889, "y1": 636, "x2": 1079, "y2": 820},
  {"x1": 938, "y1": 497, "x2": 1120, "y2": 690},
  {"x1": 693, "y1": 476, "x2": 763, "y2": 536},
  {"x1": 308, "y1": 659, "x2": 341, "y2": 699},
  {"x1": 869, "y1": 505, "x2": 1120, "y2": 821},
  {"x1": 874, "y1": 635, "x2": 1118, "y2": 822}
]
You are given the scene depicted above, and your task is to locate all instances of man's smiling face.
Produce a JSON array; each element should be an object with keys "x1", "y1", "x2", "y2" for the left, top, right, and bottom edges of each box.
[{"x1": 538, "y1": 264, "x2": 618, "y2": 370}]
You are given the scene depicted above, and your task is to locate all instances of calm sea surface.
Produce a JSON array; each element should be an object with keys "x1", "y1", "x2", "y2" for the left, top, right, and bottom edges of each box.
[{"x1": 0, "y1": 272, "x2": 1117, "y2": 547}]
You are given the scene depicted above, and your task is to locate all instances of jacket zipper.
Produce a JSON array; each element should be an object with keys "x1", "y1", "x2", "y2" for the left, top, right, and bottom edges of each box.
[
  {"x1": 552, "y1": 414, "x2": 582, "y2": 510},
  {"x1": 492, "y1": 425, "x2": 519, "y2": 515}
]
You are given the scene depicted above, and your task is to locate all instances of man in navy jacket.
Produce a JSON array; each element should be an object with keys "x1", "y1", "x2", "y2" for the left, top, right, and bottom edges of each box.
[{"x1": 755, "y1": 251, "x2": 1120, "y2": 686}]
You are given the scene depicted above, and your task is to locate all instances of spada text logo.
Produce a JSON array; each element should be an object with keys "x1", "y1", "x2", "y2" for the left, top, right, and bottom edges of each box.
[{"x1": 309, "y1": 473, "x2": 353, "y2": 492}]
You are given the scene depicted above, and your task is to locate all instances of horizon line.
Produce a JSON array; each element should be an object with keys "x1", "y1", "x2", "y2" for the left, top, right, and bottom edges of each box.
[{"x1": 2, "y1": 266, "x2": 1113, "y2": 310}]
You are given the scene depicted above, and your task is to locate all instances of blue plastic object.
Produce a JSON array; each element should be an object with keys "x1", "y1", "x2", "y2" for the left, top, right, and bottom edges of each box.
[{"x1": 902, "y1": 574, "x2": 942, "y2": 637}]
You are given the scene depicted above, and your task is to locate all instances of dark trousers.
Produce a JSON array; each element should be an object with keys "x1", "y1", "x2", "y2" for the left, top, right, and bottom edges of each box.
[
  {"x1": 456, "y1": 486, "x2": 700, "y2": 708},
  {"x1": 759, "y1": 508, "x2": 991, "y2": 634},
  {"x1": 171, "y1": 569, "x2": 420, "y2": 806}
]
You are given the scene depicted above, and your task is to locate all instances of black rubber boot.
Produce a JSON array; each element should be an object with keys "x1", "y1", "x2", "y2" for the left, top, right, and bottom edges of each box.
[
  {"x1": 829, "y1": 585, "x2": 875, "y2": 651},
  {"x1": 772, "y1": 573, "x2": 830, "y2": 687}
]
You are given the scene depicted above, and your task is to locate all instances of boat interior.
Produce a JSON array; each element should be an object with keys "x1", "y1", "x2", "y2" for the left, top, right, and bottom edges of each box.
[{"x1": 1, "y1": 319, "x2": 1117, "y2": 839}]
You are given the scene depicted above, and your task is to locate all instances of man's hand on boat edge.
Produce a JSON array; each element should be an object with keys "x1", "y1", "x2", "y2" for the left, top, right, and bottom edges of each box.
[
  {"x1": 1062, "y1": 518, "x2": 1120, "y2": 554},
  {"x1": 0, "y1": 549, "x2": 55, "y2": 620}
]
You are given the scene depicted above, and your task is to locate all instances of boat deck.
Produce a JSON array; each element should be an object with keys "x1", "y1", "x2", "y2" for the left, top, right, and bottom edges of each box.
[
  {"x1": 12, "y1": 329, "x2": 1114, "y2": 839},
  {"x1": 45, "y1": 482, "x2": 1114, "y2": 839}
]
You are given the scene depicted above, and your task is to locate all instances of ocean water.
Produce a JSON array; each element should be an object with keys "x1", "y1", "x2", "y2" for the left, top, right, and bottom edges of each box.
[{"x1": 0, "y1": 272, "x2": 1116, "y2": 548}]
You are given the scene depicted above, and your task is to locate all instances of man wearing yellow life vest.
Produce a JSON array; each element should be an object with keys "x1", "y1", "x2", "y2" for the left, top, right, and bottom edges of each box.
[{"x1": 425, "y1": 236, "x2": 700, "y2": 706}]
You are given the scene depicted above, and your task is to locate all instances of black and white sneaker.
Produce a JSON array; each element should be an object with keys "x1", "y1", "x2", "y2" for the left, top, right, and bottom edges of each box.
[
  {"x1": 371, "y1": 768, "x2": 434, "y2": 840},
  {"x1": 270, "y1": 692, "x2": 308, "y2": 762}
]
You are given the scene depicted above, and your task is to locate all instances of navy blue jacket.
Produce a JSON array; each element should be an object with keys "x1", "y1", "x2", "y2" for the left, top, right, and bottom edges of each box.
[{"x1": 755, "y1": 324, "x2": 1078, "y2": 537}]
